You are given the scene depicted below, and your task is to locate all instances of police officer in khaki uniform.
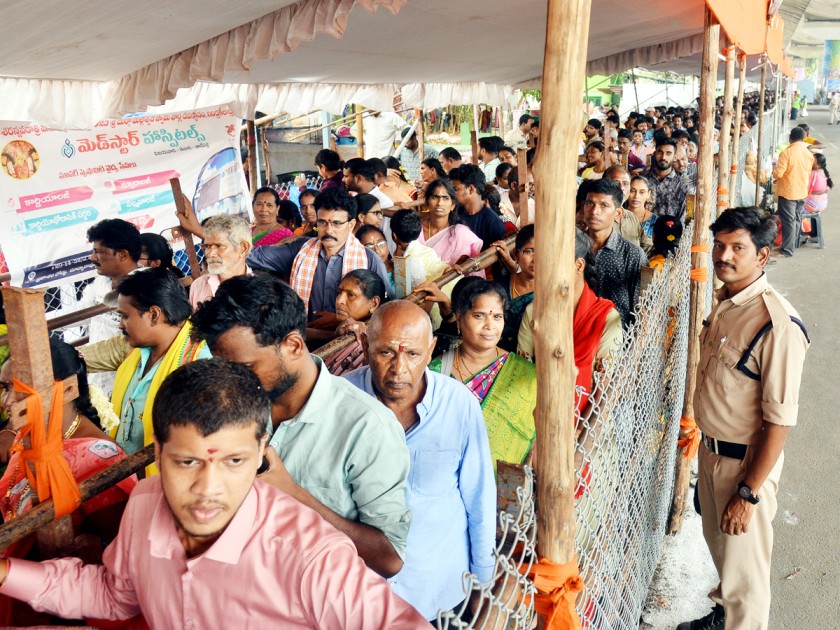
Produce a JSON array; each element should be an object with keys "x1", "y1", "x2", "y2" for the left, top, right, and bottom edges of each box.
[{"x1": 678, "y1": 207, "x2": 809, "y2": 630}]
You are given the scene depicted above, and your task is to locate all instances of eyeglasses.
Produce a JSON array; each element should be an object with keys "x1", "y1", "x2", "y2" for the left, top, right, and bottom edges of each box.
[
  {"x1": 429, "y1": 195, "x2": 452, "y2": 201},
  {"x1": 364, "y1": 240, "x2": 387, "y2": 250},
  {"x1": 316, "y1": 218, "x2": 351, "y2": 229},
  {"x1": 365, "y1": 210, "x2": 384, "y2": 217}
]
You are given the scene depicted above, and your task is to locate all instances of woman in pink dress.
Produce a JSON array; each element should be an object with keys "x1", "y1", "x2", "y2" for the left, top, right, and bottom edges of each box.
[{"x1": 418, "y1": 179, "x2": 483, "y2": 272}]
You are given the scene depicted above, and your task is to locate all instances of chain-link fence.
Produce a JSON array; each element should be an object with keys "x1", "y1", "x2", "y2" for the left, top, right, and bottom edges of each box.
[{"x1": 435, "y1": 465, "x2": 537, "y2": 630}]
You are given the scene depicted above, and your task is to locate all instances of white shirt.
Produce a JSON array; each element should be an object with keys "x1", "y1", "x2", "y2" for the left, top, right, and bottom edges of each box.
[
  {"x1": 481, "y1": 157, "x2": 501, "y2": 183},
  {"x1": 504, "y1": 127, "x2": 529, "y2": 149},
  {"x1": 368, "y1": 186, "x2": 397, "y2": 253},
  {"x1": 357, "y1": 112, "x2": 408, "y2": 159}
]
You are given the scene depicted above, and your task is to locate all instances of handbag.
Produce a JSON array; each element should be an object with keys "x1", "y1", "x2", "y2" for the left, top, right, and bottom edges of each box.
[{"x1": 801, "y1": 107, "x2": 809, "y2": 118}]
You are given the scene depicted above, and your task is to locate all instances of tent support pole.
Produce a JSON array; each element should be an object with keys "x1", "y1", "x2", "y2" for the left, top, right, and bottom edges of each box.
[
  {"x1": 532, "y1": 0, "x2": 591, "y2": 587},
  {"x1": 355, "y1": 105, "x2": 365, "y2": 158},
  {"x1": 246, "y1": 120, "x2": 258, "y2": 192},
  {"x1": 729, "y1": 50, "x2": 747, "y2": 207},
  {"x1": 755, "y1": 62, "x2": 767, "y2": 207},
  {"x1": 717, "y1": 40, "x2": 736, "y2": 211},
  {"x1": 668, "y1": 5, "x2": 719, "y2": 535},
  {"x1": 417, "y1": 110, "x2": 425, "y2": 162}
]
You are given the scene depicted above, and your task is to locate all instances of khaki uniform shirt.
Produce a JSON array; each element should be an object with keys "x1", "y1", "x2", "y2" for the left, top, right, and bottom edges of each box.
[{"x1": 694, "y1": 273, "x2": 809, "y2": 445}]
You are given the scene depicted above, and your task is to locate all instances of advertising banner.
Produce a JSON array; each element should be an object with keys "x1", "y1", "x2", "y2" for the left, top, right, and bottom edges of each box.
[{"x1": 0, "y1": 106, "x2": 250, "y2": 287}]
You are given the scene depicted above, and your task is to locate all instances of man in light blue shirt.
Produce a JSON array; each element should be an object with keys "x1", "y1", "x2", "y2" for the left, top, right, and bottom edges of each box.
[
  {"x1": 344, "y1": 301, "x2": 496, "y2": 620},
  {"x1": 191, "y1": 274, "x2": 410, "y2": 579}
]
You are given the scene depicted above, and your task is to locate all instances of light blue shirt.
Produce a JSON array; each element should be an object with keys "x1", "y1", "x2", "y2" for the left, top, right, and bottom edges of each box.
[
  {"x1": 344, "y1": 366, "x2": 496, "y2": 619},
  {"x1": 117, "y1": 343, "x2": 212, "y2": 455}
]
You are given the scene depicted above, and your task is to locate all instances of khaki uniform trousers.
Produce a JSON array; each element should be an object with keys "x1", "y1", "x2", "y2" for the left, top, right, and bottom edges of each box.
[{"x1": 698, "y1": 443, "x2": 784, "y2": 630}]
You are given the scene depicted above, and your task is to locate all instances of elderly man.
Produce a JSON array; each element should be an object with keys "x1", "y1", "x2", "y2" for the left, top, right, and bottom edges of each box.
[
  {"x1": 344, "y1": 302, "x2": 495, "y2": 620},
  {"x1": 646, "y1": 137, "x2": 688, "y2": 221},
  {"x1": 188, "y1": 214, "x2": 252, "y2": 308},
  {"x1": 191, "y1": 275, "x2": 411, "y2": 578},
  {"x1": 247, "y1": 188, "x2": 391, "y2": 317},
  {"x1": 111, "y1": 268, "x2": 211, "y2": 457},
  {"x1": 773, "y1": 127, "x2": 815, "y2": 257},
  {"x1": 397, "y1": 128, "x2": 439, "y2": 181},
  {"x1": 0, "y1": 359, "x2": 428, "y2": 628}
]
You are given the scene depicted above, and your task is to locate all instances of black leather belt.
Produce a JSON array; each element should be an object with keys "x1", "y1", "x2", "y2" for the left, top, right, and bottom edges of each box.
[{"x1": 701, "y1": 433, "x2": 748, "y2": 460}]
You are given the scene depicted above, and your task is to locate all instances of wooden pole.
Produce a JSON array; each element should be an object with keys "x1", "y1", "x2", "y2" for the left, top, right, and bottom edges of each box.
[
  {"x1": 261, "y1": 123, "x2": 272, "y2": 186},
  {"x1": 416, "y1": 109, "x2": 425, "y2": 163},
  {"x1": 533, "y1": 0, "x2": 591, "y2": 567},
  {"x1": 170, "y1": 178, "x2": 203, "y2": 279},
  {"x1": 668, "y1": 6, "x2": 720, "y2": 535},
  {"x1": 755, "y1": 61, "x2": 767, "y2": 207},
  {"x1": 717, "y1": 41, "x2": 736, "y2": 211},
  {"x1": 517, "y1": 147, "x2": 532, "y2": 226},
  {"x1": 729, "y1": 51, "x2": 747, "y2": 208},
  {"x1": 246, "y1": 120, "x2": 258, "y2": 192},
  {"x1": 471, "y1": 104, "x2": 480, "y2": 165},
  {"x1": 355, "y1": 105, "x2": 365, "y2": 158}
]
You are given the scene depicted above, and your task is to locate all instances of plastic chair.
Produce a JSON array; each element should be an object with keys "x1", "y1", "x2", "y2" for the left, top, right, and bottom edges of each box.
[{"x1": 799, "y1": 213, "x2": 825, "y2": 249}]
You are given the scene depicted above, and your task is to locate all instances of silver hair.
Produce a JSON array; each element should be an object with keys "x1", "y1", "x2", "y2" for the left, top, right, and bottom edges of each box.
[{"x1": 202, "y1": 214, "x2": 252, "y2": 251}]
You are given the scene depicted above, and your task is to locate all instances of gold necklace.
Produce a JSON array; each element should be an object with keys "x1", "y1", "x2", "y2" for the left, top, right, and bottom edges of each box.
[
  {"x1": 454, "y1": 346, "x2": 500, "y2": 380},
  {"x1": 64, "y1": 413, "x2": 81, "y2": 440}
]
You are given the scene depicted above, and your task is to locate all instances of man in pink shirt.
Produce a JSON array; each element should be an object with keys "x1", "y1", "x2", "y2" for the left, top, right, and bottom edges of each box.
[
  {"x1": 0, "y1": 359, "x2": 429, "y2": 629},
  {"x1": 188, "y1": 214, "x2": 253, "y2": 309}
]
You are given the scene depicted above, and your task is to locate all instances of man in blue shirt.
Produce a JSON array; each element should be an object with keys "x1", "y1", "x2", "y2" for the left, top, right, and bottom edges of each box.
[
  {"x1": 247, "y1": 188, "x2": 391, "y2": 318},
  {"x1": 344, "y1": 301, "x2": 496, "y2": 620}
]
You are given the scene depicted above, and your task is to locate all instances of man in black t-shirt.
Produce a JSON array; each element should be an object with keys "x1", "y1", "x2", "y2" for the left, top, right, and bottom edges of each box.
[{"x1": 448, "y1": 164, "x2": 506, "y2": 250}]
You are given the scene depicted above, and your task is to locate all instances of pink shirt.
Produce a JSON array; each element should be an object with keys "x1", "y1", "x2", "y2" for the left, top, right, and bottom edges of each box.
[
  {"x1": 3, "y1": 477, "x2": 430, "y2": 629},
  {"x1": 188, "y1": 268, "x2": 253, "y2": 310}
]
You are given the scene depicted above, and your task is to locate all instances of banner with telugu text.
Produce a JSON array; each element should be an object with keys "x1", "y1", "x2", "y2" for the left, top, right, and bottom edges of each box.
[{"x1": 0, "y1": 106, "x2": 250, "y2": 288}]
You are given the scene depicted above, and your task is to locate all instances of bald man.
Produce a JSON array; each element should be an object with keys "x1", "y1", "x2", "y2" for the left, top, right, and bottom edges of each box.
[{"x1": 344, "y1": 302, "x2": 496, "y2": 620}]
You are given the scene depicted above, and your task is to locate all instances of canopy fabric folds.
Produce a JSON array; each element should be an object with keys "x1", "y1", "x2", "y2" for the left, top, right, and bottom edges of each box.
[{"x1": 0, "y1": 0, "x2": 808, "y2": 129}]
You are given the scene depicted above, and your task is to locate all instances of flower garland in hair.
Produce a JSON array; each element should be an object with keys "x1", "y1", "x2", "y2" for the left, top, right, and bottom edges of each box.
[{"x1": 89, "y1": 385, "x2": 120, "y2": 434}]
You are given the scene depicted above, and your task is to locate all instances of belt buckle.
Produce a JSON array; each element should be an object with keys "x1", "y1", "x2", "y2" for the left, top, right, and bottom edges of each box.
[{"x1": 702, "y1": 433, "x2": 719, "y2": 454}]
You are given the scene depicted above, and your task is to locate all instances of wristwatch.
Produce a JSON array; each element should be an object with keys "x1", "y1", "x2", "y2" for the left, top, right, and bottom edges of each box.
[{"x1": 737, "y1": 481, "x2": 760, "y2": 505}]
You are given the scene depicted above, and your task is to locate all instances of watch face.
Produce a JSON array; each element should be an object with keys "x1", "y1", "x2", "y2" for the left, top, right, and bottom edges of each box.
[{"x1": 739, "y1": 485, "x2": 751, "y2": 499}]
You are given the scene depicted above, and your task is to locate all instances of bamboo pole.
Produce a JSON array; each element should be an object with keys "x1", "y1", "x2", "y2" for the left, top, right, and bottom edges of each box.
[
  {"x1": 717, "y1": 41, "x2": 736, "y2": 211},
  {"x1": 668, "y1": 6, "x2": 720, "y2": 535},
  {"x1": 170, "y1": 178, "x2": 203, "y2": 279},
  {"x1": 533, "y1": 0, "x2": 592, "y2": 568},
  {"x1": 729, "y1": 51, "x2": 747, "y2": 208},
  {"x1": 755, "y1": 61, "x2": 767, "y2": 207},
  {"x1": 417, "y1": 110, "x2": 425, "y2": 163},
  {"x1": 238, "y1": 110, "x2": 318, "y2": 133},
  {"x1": 517, "y1": 147, "x2": 532, "y2": 226},
  {"x1": 261, "y1": 123, "x2": 273, "y2": 185},
  {"x1": 246, "y1": 120, "x2": 258, "y2": 192},
  {"x1": 355, "y1": 105, "x2": 365, "y2": 158}
]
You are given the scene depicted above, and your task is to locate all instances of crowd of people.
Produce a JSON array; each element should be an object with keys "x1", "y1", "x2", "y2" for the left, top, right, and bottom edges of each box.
[{"x1": 0, "y1": 91, "x2": 820, "y2": 629}]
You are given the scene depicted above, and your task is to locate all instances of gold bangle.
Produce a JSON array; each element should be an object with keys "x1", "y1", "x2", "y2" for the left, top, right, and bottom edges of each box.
[
  {"x1": 63, "y1": 414, "x2": 82, "y2": 440},
  {"x1": 0, "y1": 428, "x2": 17, "y2": 439}
]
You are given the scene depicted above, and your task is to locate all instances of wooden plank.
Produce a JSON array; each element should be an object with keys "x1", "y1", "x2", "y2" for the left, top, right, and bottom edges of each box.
[
  {"x1": 668, "y1": 6, "x2": 720, "y2": 535},
  {"x1": 516, "y1": 147, "x2": 531, "y2": 226},
  {"x1": 170, "y1": 178, "x2": 203, "y2": 279},
  {"x1": 1, "y1": 287, "x2": 54, "y2": 421},
  {"x1": 532, "y1": 0, "x2": 592, "y2": 565}
]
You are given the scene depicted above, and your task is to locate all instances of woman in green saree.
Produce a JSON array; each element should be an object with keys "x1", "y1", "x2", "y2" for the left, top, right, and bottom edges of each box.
[{"x1": 428, "y1": 278, "x2": 536, "y2": 467}]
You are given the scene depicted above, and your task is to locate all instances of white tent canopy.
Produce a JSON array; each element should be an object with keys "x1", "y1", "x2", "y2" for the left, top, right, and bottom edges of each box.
[{"x1": 0, "y1": 0, "x2": 806, "y2": 128}]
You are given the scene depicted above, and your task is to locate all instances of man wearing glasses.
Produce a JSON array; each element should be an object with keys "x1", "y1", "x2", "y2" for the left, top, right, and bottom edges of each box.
[{"x1": 248, "y1": 188, "x2": 391, "y2": 318}]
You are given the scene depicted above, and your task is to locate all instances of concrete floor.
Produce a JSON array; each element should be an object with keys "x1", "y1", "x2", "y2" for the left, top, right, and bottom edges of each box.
[{"x1": 644, "y1": 104, "x2": 840, "y2": 629}]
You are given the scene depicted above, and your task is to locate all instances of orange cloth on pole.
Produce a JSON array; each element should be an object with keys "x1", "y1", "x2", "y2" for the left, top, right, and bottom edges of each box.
[
  {"x1": 521, "y1": 558, "x2": 584, "y2": 630},
  {"x1": 11, "y1": 379, "x2": 81, "y2": 518},
  {"x1": 705, "y1": 0, "x2": 766, "y2": 55},
  {"x1": 766, "y1": 15, "x2": 785, "y2": 65},
  {"x1": 678, "y1": 416, "x2": 701, "y2": 459},
  {"x1": 690, "y1": 244, "x2": 710, "y2": 253},
  {"x1": 690, "y1": 267, "x2": 709, "y2": 282}
]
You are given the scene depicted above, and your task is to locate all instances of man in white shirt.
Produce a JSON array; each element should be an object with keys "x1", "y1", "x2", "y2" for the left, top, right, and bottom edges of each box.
[
  {"x1": 356, "y1": 110, "x2": 408, "y2": 159},
  {"x1": 829, "y1": 92, "x2": 840, "y2": 125},
  {"x1": 478, "y1": 136, "x2": 503, "y2": 183},
  {"x1": 343, "y1": 158, "x2": 397, "y2": 252},
  {"x1": 77, "y1": 219, "x2": 142, "y2": 394},
  {"x1": 503, "y1": 114, "x2": 534, "y2": 149}
]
